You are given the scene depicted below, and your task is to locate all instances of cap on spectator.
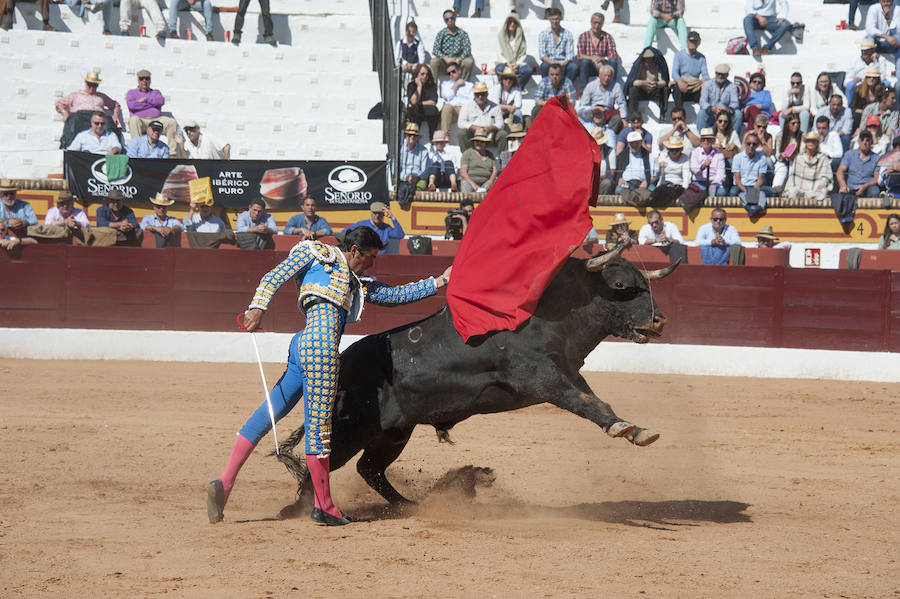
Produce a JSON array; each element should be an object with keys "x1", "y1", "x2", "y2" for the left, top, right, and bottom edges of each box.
[
  {"x1": 136, "y1": 69, "x2": 151, "y2": 79},
  {"x1": 471, "y1": 127, "x2": 493, "y2": 142},
  {"x1": 105, "y1": 189, "x2": 125, "y2": 201},
  {"x1": 499, "y1": 65, "x2": 517, "y2": 80},
  {"x1": 57, "y1": 191, "x2": 73, "y2": 202},
  {"x1": 148, "y1": 120, "x2": 164, "y2": 131},
  {"x1": 590, "y1": 126, "x2": 609, "y2": 145},
  {"x1": 609, "y1": 212, "x2": 631, "y2": 226},
  {"x1": 183, "y1": 120, "x2": 200, "y2": 129},
  {"x1": 370, "y1": 201, "x2": 387, "y2": 213},
  {"x1": 714, "y1": 63, "x2": 730, "y2": 75},
  {"x1": 863, "y1": 65, "x2": 881, "y2": 79},
  {"x1": 866, "y1": 114, "x2": 882, "y2": 126},
  {"x1": 858, "y1": 130, "x2": 873, "y2": 140},
  {"x1": 641, "y1": 48, "x2": 655, "y2": 58},
  {"x1": 804, "y1": 131, "x2": 820, "y2": 141},
  {"x1": 664, "y1": 136, "x2": 684, "y2": 149},
  {"x1": 626, "y1": 130, "x2": 643, "y2": 143},
  {"x1": 508, "y1": 122, "x2": 527, "y2": 138},
  {"x1": 0, "y1": 179, "x2": 17, "y2": 192},
  {"x1": 860, "y1": 38, "x2": 876, "y2": 50},
  {"x1": 473, "y1": 81, "x2": 489, "y2": 94},
  {"x1": 756, "y1": 225, "x2": 779, "y2": 241},
  {"x1": 687, "y1": 31, "x2": 701, "y2": 42},
  {"x1": 404, "y1": 122, "x2": 421, "y2": 136},
  {"x1": 150, "y1": 192, "x2": 175, "y2": 206},
  {"x1": 84, "y1": 70, "x2": 102, "y2": 84},
  {"x1": 700, "y1": 127, "x2": 715, "y2": 138},
  {"x1": 431, "y1": 130, "x2": 449, "y2": 143}
]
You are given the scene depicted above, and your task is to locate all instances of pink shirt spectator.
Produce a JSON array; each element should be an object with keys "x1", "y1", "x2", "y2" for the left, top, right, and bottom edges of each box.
[
  {"x1": 45, "y1": 206, "x2": 91, "y2": 228},
  {"x1": 55, "y1": 90, "x2": 121, "y2": 119},
  {"x1": 690, "y1": 146, "x2": 726, "y2": 185},
  {"x1": 125, "y1": 88, "x2": 166, "y2": 118}
]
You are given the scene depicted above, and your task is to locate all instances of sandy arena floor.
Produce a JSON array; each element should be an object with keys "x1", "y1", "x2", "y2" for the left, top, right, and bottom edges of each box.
[{"x1": 1, "y1": 359, "x2": 898, "y2": 598}]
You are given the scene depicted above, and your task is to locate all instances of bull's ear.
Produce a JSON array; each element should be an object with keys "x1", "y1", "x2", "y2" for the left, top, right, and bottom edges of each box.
[{"x1": 585, "y1": 243, "x2": 624, "y2": 272}]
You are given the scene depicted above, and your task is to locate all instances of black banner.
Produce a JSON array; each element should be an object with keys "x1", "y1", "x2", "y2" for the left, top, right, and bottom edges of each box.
[{"x1": 63, "y1": 151, "x2": 387, "y2": 211}]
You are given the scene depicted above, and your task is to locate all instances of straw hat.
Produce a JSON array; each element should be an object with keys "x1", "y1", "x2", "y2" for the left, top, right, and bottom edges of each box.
[
  {"x1": 431, "y1": 129, "x2": 449, "y2": 143},
  {"x1": 700, "y1": 127, "x2": 715, "y2": 138},
  {"x1": 84, "y1": 69, "x2": 102, "y2": 84},
  {"x1": 507, "y1": 122, "x2": 527, "y2": 138},
  {"x1": 609, "y1": 212, "x2": 631, "y2": 226},
  {"x1": 860, "y1": 38, "x2": 876, "y2": 50},
  {"x1": 470, "y1": 127, "x2": 493, "y2": 142},
  {"x1": 473, "y1": 81, "x2": 489, "y2": 94},
  {"x1": 499, "y1": 65, "x2": 517, "y2": 79},
  {"x1": 804, "y1": 131, "x2": 820, "y2": 141},
  {"x1": 404, "y1": 122, "x2": 422, "y2": 136},
  {"x1": 590, "y1": 126, "x2": 609, "y2": 145},
  {"x1": 0, "y1": 179, "x2": 17, "y2": 192},
  {"x1": 756, "y1": 225, "x2": 779, "y2": 241},
  {"x1": 150, "y1": 192, "x2": 175, "y2": 206},
  {"x1": 864, "y1": 64, "x2": 882, "y2": 78},
  {"x1": 664, "y1": 135, "x2": 684, "y2": 149}
]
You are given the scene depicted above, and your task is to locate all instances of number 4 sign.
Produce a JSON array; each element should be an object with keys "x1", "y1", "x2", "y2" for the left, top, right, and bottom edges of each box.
[{"x1": 804, "y1": 248, "x2": 821, "y2": 267}]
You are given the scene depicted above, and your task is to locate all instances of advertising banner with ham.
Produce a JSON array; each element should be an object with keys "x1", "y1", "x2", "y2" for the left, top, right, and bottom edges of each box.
[{"x1": 63, "y1": 151, "x2": 387, "y2": 210}]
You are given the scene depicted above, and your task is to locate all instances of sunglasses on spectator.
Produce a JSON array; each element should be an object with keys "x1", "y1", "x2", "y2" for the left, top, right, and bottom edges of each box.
[
  {"x1": 791, "y1": 80, "x2": 802, "y2": 85},
  {"x1": 711, "y1": 217, "x2": 725, "y2": 221},
  {"x1": 446, "y1": 69, "x2": 457, "y2": 74},
  {"x1": 474, "y1": 92, "x2": 487, "y2": 96},
  {"x1": 746, "y1": 142, "x2": 758, "y2": 147},
  {"x1": 138, "y1": 76, "x2": 150, "y2": 81},
  {"x1": 444, "y1": 16, "x2": 455, "y2": 22},
  {"x1": 91, "y1": 120, "x2": 105, "y2": 125}
]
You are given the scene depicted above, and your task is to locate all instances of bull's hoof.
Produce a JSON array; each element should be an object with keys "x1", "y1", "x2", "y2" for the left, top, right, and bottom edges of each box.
[
  {"x1": 625, "y1": 427, "x2": 659, "y2": 447},
  {"x1": 311, "y1": 507, "x2": 356, "y2": 526},
  {"x1": 606, "y1": 421, "x2": 636, "y2": 438},
  {"x1": 206, "y1": 479, "x2": 225, "y2": 524}
]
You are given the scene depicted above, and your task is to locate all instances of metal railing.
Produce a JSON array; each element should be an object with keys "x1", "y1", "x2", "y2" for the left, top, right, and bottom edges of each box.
[{"x1": 370, "y1": 0, "x2": 403, "y2": 192}]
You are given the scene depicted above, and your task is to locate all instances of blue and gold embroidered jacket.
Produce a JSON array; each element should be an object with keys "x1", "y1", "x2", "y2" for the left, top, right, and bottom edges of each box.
[{"x1": 249, "y1": 240, "x2": 437, "y2": 322}]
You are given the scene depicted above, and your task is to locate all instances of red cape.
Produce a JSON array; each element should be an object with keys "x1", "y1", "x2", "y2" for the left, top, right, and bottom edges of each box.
[{"x1": 446, "y1": 96, "x2": 601, "y2": 342}]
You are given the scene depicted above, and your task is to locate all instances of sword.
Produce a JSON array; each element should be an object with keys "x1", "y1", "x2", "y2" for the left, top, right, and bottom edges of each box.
[{"x1": 237, "y1": 312, "x2": 279, "y2": 455}]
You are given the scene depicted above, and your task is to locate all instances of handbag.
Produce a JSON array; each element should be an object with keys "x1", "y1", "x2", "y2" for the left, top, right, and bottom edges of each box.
[{"x1": 680, "y1": 165, "x2": 709, "y2": 212}]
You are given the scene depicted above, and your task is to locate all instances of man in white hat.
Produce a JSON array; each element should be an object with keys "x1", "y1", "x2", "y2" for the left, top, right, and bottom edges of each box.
[
  {"x1": 66, "y1": 110, "x2": 122, "y2": 155},
  {"x1": 604, "y1": 212, "x2": 637, "y2": 249},
  {"x1": 427, "y1": 130, "x2": 459, "y2": 191},
  {"x1": 458, "y1": 81, "x2": 507, "y2": 152},
  {"x1": 175, "y1": 121, "x2": 230, "y2": 160},
  {"x1": 615, "y1": 130, "x2": 658, "y2": 197},
  {"x1": 438, "y1": 63, "x2": 474, "y2": 139},
  {"x1": 489, "y1": 66, "x2": 524, "y2": 125},
  {"x1": 690, "y1": 127, "x2": 728, "y2": 196},
  {"x1": 755, "y1": 225, "x2": 790, "y2": 249},
  {"x1": 845, "y1": 39, "x2": 892, "y2": 101},
  {"x1": 590, "y1": 127, "x2": 616, "y2": 195},
  {"x1": 141, "y1": 192, "x2": 183, "y2": 246},
  {"x1": 657, "y1": 136, "x2": 691, "y2": 187},
  {"x1": 697, "y1": 63, "x2": 739, "y2": 132},
  {"x1": 55, "y1": 71, "x2": 123, "y2": 145}
]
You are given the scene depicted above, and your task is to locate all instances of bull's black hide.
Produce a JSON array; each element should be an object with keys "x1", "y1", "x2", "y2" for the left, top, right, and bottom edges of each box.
[{"x1": 275, "y1": 254, "x2": 673, "y2": 506}]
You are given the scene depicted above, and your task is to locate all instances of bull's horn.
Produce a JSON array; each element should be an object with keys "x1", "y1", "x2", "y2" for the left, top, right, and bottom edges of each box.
[
  {"x1": 641, "y1": 259, "x2": 681, "y2": 281},
  {"x1": 585, "y1": 243, "x2": 625, "y2": 272}
]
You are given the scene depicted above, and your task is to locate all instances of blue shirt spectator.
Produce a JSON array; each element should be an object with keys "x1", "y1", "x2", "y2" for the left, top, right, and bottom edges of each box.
[
  {"x1": 140, "y1": 213, "x2": 182, "y2": 230},
  {"x1": 534, "y1": 73, "x2": 577, "y2": 105},
  {"x1": 698, "y1": 66, "x2": 740, "y2": 131},
  {"x1": 126, "y1": 134, "x2": 170, "y2": 158},
  {"x1": 284, "y1": 197, "x2": 333, "y2": 239},
  {"x1": 732, "y1": 148, "x2": 768, "y2": 186},
  {"x1": 344, "y1": 202, "x2": 405, "y2": 245},
  {"x1": 96, "y1": 202, "x2": 139, "y2": 227},
  {"x1": 840, "y1": 140, "x2": 881, "y2": 190},
  {"x1": 399, "y1": 140, "x2": 431, "y2": 180},
  {"x1": 237, "y1": 200, "x2": 278, "y2": 233},
  {"x1": 0, "y1": 196, "x2": 38, "y2": 226},
  {"x1": 538, "y1": 20, "x2": 575, "y2": 64},
  {"x1": 671, "y1": 47, "x2": 709, "y2": 81}
]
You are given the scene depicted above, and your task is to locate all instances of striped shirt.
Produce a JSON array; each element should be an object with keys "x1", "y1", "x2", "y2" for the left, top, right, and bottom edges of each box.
[
  {"x1": 538, "y1": 27, "x2": 575, "y2": 62},
  {"x1": 432, "y1": 27, "x2": 472, "y2": 59},
  {"x1": 576, "y1": 30, "x2": 619, "y2": 60}
]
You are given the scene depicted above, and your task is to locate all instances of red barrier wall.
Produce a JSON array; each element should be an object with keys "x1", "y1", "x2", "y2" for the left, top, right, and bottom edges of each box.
[{"x1": 1, "y1": 246, "x2": 897, "y2": 352}]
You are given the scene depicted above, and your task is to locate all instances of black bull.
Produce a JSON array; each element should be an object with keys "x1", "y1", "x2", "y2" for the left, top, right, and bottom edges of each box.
[{"x1": 275, "y1": 248, "x2": 678, "y2": 505}]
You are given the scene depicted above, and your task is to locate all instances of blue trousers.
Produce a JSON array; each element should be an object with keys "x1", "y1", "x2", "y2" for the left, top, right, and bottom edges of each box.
[
  {"x1": 742, "y1": 14, "x2": 790, "y2": 51},
  {"x1": 168, "y1": 0, "x2": 212, "y2": 34},
  {"x1": 239, "y1": 302, "x2": 343, "y2": 455},
  {"x1": 540, "y1": 60, "x2": 579, "y2": 84}
]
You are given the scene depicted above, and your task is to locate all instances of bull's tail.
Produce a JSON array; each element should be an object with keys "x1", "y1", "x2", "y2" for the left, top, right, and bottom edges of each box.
[{"x1": 268, "y1": 424, "x2": 308, "y2": 496}]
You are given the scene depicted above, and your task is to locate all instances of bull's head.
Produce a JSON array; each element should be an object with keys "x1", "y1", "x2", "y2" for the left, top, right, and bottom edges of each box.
[{"x1": 583, "y1": 244, "x2": 679, "y2": 343}]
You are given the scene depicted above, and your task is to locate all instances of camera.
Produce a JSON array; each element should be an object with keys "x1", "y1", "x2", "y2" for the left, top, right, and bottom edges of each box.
[{"x1": 444, "y1": 209, "x2": 468, "y2": 240}]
